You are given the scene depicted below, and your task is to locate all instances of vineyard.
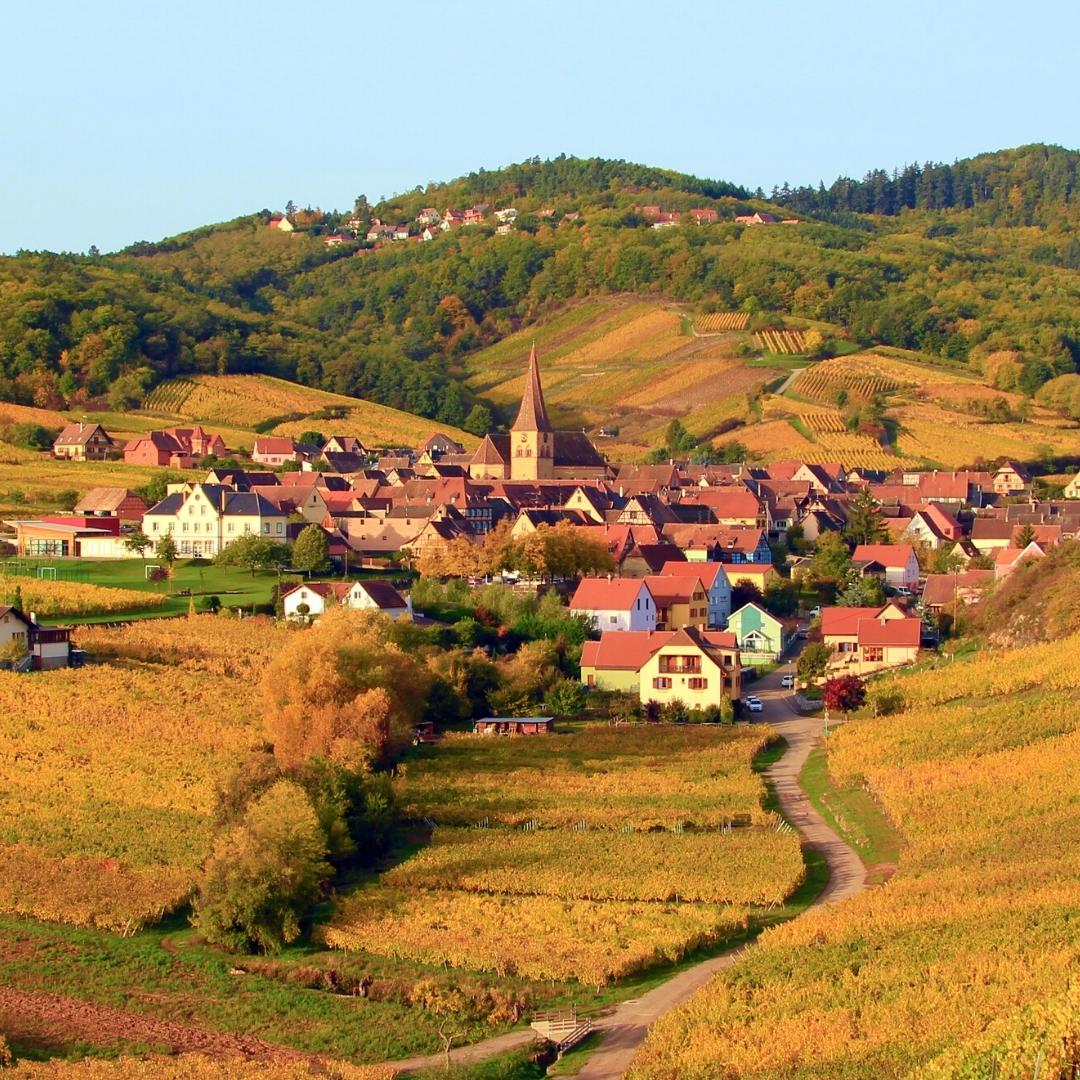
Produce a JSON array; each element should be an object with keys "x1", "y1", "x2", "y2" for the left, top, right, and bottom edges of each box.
[
  {"x1": 140, "y1": 378, "x2": 195, "y2": 414},
  {"x1": 695, "y1": 312, "x2": 750, "y2": 332},
  {"x1": 0, "y1": 578, "x2": 167, "y2": 617},
  {"x1": 9, "y1": 1056, "x2": 395, "y2": 1079},
  {"x1": 0, "y1": 618, "x2": 280, "y2": 930},
  {"x1": 629, "y1": 635, "x2": 1080, "y2": 1080},
  {"x1": 327, "y1": 725, "x2": 803, "y2": 986},
  {"x1": 794, "y1": 363, "x2": 900, "y2": 403},
  {"x1": 754, "y1": 329, "x2": 807, "y2": 355}
]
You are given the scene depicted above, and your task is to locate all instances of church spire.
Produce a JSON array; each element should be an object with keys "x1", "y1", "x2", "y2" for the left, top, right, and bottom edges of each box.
[{"x1": 511, "y1": 343, "x2": 552, "y2": 433}]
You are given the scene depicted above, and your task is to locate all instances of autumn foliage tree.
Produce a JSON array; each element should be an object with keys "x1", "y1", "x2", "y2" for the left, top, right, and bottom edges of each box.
[
  {"x1": 822, "y1": 674, "x2": 867, "y2": 717},
  {"x1": 262, "y1": 608, "x2": 433, "y2": 771},
  {"x1": 192, "y1": 779, "x2": 331, "y2": 953}
]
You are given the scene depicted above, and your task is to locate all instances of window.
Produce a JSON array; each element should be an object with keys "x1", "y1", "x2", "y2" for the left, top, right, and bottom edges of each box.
[
  {"x1": 688, "y1": 677, "x2": 708, "y2": 691},
  {"x1": 276, "y1": 523, "x2": 283, "y2": 533},
  {"x1": 227, "y1": 523, "x2": 234, "y2": 533},
  {"x1": 652, "y1": 676, "x2": 672, "y2": 690},
  {"x1": 660, "y1": 655, "x2": 701, "y2": 674},
  {"x1": 263, "y1": 523, "x2": 270, "y2": 534},
  {"x1": 863, "y1": 646, "x2": 884, "y2": 662},
  {"x1": 609, "y1": 615, "x2": 617, "y2": 624}
]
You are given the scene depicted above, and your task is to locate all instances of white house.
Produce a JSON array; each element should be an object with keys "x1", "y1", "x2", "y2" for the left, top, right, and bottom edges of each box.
[
  {"x1": 283, "y1": 579, "x2": 412, "y2": 621},
  {"x1": 658, "y1": 560, "x2": 731, "y2": 628},
  {"x1": 851, "y1": 544, "x2": 920, "y2": 591},
  {"x1": 569, "y1": 577, "x2": 656, "y2": 632},
  {"x1": 143, "y1": 483, "x2": 288, "y2": 559}
]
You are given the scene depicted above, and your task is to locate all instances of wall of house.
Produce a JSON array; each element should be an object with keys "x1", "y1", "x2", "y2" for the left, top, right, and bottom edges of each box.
[
  {"x1": 581, "y1": 666, "x2": 638, "y2": 693},
  {"x1": 638, "y1": 645, "x2": 732, "y2": 709}
]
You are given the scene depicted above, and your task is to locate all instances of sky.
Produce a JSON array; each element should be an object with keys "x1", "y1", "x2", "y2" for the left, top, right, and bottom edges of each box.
[{"x1": 3, "y1": 0, "x2": 1079, "y2": 254}]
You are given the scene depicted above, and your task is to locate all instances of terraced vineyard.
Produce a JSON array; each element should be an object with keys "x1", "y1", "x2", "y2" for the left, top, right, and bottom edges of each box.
[
  {"x1": 754, "y1": 329, "x2": 807, "y2": 355},
  {"x1": 326, "y1": 725, "x2": 805, "y2": 987},
  {"x1": 695, "y1": 312, "x2": 750, "y2": 332},
  {"x1": 795, "y1": 363, "x2": 900, "y2": 403}
]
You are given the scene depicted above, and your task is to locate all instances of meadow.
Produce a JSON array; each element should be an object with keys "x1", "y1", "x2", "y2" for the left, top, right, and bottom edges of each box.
[{"x1": 629, "y1": 636, "x2": 1080, "y2": 1080}]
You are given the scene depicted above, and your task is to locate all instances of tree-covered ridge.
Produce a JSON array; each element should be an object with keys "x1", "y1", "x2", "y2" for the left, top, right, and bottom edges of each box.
[
  {"x1": 776, "y1": 143, "x2": 1080, "y2": 223},
  {"x1": 2, "y1": 146, "x2": 1080, "y2": 428}
]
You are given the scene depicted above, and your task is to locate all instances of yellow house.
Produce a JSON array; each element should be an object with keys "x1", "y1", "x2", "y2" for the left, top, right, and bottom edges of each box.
[
  {"x1": 727, "y1": 564, "x2": 780, "y2": 594},
  {"x1": 643, "y1": 575, "x2": 709, "y2": 631},
  {"x1": 639, "y1": 627, "x2": 742, "y2": 709}
]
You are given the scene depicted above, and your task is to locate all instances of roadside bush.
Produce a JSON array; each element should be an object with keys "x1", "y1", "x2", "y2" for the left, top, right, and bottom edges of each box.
[{"x1": 867, "y1": 685, "x2": 905, "y2": 717}]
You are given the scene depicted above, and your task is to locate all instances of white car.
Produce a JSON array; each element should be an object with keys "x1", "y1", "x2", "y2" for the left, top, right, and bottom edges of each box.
[
  {"x1": 743, "y1": 696, "x2": 764, "y2": 713},
  {"x1": 780, "y1": 674, "x2": 795, "y2": 689}
]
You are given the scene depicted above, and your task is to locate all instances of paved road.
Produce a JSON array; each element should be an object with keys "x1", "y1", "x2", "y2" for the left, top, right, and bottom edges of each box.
[{"x1": 390, "y1": 653, "x2": 868, "y2": 1077}]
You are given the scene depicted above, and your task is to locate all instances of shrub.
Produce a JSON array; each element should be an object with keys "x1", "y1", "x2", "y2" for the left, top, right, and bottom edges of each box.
[{"x1": 544, "y1": 678, "x2": 587, "y2": 716}]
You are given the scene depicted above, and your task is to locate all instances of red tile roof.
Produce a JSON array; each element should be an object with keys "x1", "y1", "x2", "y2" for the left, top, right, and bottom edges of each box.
[
  {"x1": 582, "y1": 629, "x2": 737, "y2": 670},
  {"x1": 659, "y1": 561, "x2": 728, "y2": 589},
  {"x1": 570, "y1": 578, "x2": 650, "y2": 611},
  {"x1": 857, "y1": 617, "x2": 921, "y2": 647},
  {"x1": 821, "y1": 606, "x2": 892, "y2": 637},
  {"x1": 852, "y1": 543, "x2": 915, "y2": 568}
]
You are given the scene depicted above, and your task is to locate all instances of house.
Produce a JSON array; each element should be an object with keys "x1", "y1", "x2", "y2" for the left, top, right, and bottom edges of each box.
[
  {"x1": 52, "y1": 422, "x2": 114, "y2": 461},
  {"x1": 323, "y1": 233, "x2": 350, "y2": 247},
  {"x1": 392, "y1": 225, "x2": 410, "y2": 241},
  {"x1": 570, "y1": 577, "x2": 656, "y2": 632},
  {"x1": 474, "y1": 717, "x2": 554, "y2": 735},
  {"x1": 282, "y1": 578, "x2": 411, "y2": 621},
  {"x1": 735, "y1": 212, "x2": 778, "y2": 225},
  {"x1": 0, "y1": 607, "x2": 72, "y2": 670},
  {"x1": 993, "y1": 541, "x2": 1045, "y2": 580},
  {"x1": 143, "y1": 483, "x2": 289, "y2": 558},
  {"x1": 920, "y1": 570, "x2": 994, "y2": 614},
  {"x1": 725, "y1": 563, "x2": 780, "y2": 595},
  {"x1": 893, "y1": 504, "x2": 963, "y2": 549},
  {"x1": 829, "y1": 614, "x2": 922, "y2": 675},
  {"x1": 493, "y1": 208, "x2": 518, "y2": 222},
  {"x1": 643, "y1": 575, "x2": 709, "y2": 631},
  {"x1": 73, "y1": 487, "x2": 148, "y2": 521},
  {"x1": 638, "y1": 627, "x2": 741, "y2": 710},
  {"x1": 366, "y1": 223, "x2": 395, "y2": 242},
  {"x1": 268, "y1": 215, "x2": 294, "y2": 232},
  {"x1": 419, "y1": 432, "x2": 465, "y2": 458},
  {"x1": 1064, "y1": 469, "x2": 1080, "y2": 499},
  {"x1": 969, "y1": 517, "x2": 1016, "y2": 553},
  {"x1": 323, "y1": 436, "x2": 367, "y2": 456},
  {"x1": 851, "y1": 544, "x2": 919, "y2": 591},
  {"x1": 252, "y1": 436, "x2": 299, "y2": 466},
  {"x1": 689, "y1": 208, "x2": 719, "y2": 224},
  {"x1": 123, "y1": 427, "x2": 226, "y2": 468},
  {"x1": 658, "y1": 560, "x2": 731, "y2": 628},
  {"x1": 993, "y1": 461, "x2": 1032, "y2": 496},
  {"x1": 421, "y1": 226, "x2": 440, "y2": 241},
  {"x1": 726, "y1": 602, "x2": 788, "y2": 664},
  {"x1": 820, "y1": 603, "x2": 908, "y2": 653},
  {"x1": 416, "y1": 208, "x2": 441, "y2": 225}
]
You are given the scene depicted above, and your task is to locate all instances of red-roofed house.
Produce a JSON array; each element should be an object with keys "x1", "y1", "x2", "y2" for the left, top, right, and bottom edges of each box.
[
  {"x1": 643, "y1": 575, "x2": 709, "y2": 631},
  {"x1": 659, "y1": 561, "x2": 732, "y2": 628},
  {"x1": 921, "y1": 570, "x2": 993, "y2": 613},
  {"x1": 830, "y1": 614, "x2": 922, "y2": 674},
  {"x1": 282, "y1": 578, "x2": 411, "y2": 621},
  {"x1": 993, "y1": 542, "x2": 1045, "y2": 580},
  {"x1": 820, "y1": 603, "x2": 908, "y2": 652},
  {"x1": 570, "y1": 577, "x2": 656, "y2": 632},
  {"x1": 252, "y1": 437, "x2": 300, "y2": 466},
  {"x1": 580, "y1": 627, "x2": 741, "y2": 705},
  {"x1": 851, "y1": 544, "x2": 919, "y2": 591}
]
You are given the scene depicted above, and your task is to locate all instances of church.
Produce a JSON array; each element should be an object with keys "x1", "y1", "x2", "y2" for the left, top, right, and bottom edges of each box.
[{"x1": 468, "y1": 346, "x2": 609, "y2": 481}]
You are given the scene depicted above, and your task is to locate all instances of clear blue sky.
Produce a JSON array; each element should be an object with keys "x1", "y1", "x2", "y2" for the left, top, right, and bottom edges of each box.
[{"x1": 3, "y1": 0, "x2": 1078, "y2": 254}]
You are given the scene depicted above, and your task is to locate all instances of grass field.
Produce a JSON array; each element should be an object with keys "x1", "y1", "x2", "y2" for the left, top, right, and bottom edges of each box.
[
  {"x1": 2, "y1": 558, "x2": 290, "y2": 622},
  {"x1": 630, "y1": 636, "x2": 1080, "y2": 1079}
]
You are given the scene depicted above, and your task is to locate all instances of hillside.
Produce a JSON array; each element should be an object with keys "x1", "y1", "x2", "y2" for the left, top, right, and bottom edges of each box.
[
  {"x1": 3, "y1": 146, "x2": 1080, "y2": 467},
  {"x1": 630, "y1": 635, "x2": 1080, "y2": 1079}
]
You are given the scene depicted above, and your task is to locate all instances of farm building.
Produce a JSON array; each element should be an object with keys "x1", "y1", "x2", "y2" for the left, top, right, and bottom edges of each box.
[{"x1": 473, "y1": 717, "x2": 555, "y2": 735}]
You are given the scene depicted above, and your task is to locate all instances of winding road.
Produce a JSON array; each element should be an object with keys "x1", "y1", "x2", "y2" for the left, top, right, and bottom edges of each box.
[{"x1": 389, "y1": 654, "x2": 868, "y2": 1077}]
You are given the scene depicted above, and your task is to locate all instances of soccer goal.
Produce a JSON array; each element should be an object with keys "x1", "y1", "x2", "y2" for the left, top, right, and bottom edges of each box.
[{"x1": 37, "y1": 566, "x2": 57, "y2": 581}]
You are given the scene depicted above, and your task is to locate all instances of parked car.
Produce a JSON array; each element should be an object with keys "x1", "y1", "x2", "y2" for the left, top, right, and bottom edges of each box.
[
  {"x1": 892, "y1": 585, "x2": 913, "y2": 597},
  {"x1": 781, "y1": 674, "x2": 795, "y2": 689},
  {"x1": 743, "y1": 696, "x2": 764, "y2": 713},
  {"x1": 796, "y1": 627, "x2": 808, "y2": 639}
]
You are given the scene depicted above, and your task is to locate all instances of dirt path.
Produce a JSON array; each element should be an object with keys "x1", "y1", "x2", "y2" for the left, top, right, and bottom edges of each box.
[
  {"x1": 0, "y1": 986, "x2": 313, "y2": 1063},
  {"x1": 389, "y1": 652, "x2": 868, "y2": 1077}
]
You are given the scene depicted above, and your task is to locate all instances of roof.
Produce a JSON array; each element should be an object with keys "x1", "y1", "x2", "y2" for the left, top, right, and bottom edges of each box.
[
  {"x1": 283, "y1": 581, "x2": 353, "y2": 602},
  {"x1": 73, "y1": 487, "x2": 144, "y2": 514},
  {"x1": 582, "y1": 628, "x2": 737, "y2": 671},
  {"x1": 921, "y1": 570, "x2": 993, "y2": 607},
  {"x1": 554, "y1": 430, "x2": 607, "y2": 470},
  {"x1": 623, "y1": 543, "x2": 684, "y2": 572},
  {"x1": 856, "y1": 617, "x2": 921, "y2": 647},
  {"x1": 471, "y1": 434, "x2": 507, "y2": 466},
  {"x1": 253, "y1": 436, "x2": 296, "y2": 455},
  {"x1": 851, "y1": 544, "x2": 915, "y2": 568},
  {"x1": 55, "y1": 422, "x2": 110, "y2": 446},
  {"x1": 821, "y1": 606, "x2": 896, "y2": 637},
  {"x1": 511, "y1": 345, "x2": 552, "y2": 433},
  {"x1": 659, "y1": 560, "x2": 728, "y2": 589},
  {"x1": 356, "y1": 580, "x2": 409, "y2": 609},
  {"x1": 570, "y1": 577, "x2": 650, "y2": 611},
  {"x1": 643, "y1": 574, "x2": 705, "y2": 605}
]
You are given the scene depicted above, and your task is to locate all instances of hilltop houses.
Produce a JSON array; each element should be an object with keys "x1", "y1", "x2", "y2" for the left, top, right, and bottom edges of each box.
[{"x1": 123, "y1": 427, "x2": 226, "y2": 468}]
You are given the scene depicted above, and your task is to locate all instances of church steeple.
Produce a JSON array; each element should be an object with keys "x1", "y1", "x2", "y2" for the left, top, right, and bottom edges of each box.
[
  {"x1": 512, "y1": 344, "x2": 552, "y2": 434},
  {"x1": 509, "y1": 344, "x2": 554, "y2": 480}
]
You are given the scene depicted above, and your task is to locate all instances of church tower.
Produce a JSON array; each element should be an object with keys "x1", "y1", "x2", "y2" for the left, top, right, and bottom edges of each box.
[{"x1": 510, "y1": 345, "x2": 555, "y2": 481}]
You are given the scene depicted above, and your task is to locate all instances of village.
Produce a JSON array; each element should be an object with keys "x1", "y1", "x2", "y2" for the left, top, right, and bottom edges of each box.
[{"x1": 1, "y1": 346, "x2": 1068, "y2": 716}]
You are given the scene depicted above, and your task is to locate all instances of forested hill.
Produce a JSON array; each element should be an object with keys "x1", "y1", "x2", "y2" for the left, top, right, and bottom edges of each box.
[{"x1": 2, "y1": 145, "x2": 1080, "y2": 430}]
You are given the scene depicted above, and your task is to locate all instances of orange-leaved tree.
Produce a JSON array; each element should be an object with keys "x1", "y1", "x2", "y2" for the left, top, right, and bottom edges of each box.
[{"x1": 262, "y1": 608, "x2": 433, "y2": 771}]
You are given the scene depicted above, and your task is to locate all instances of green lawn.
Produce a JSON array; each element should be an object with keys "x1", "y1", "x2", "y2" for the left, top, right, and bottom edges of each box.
[
  {"x1": 4, "y1": 558, "x2": 293, "y2": 623},
  {"x1": 798, "y1": 746, "x2": 904, "y2": 884}
]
